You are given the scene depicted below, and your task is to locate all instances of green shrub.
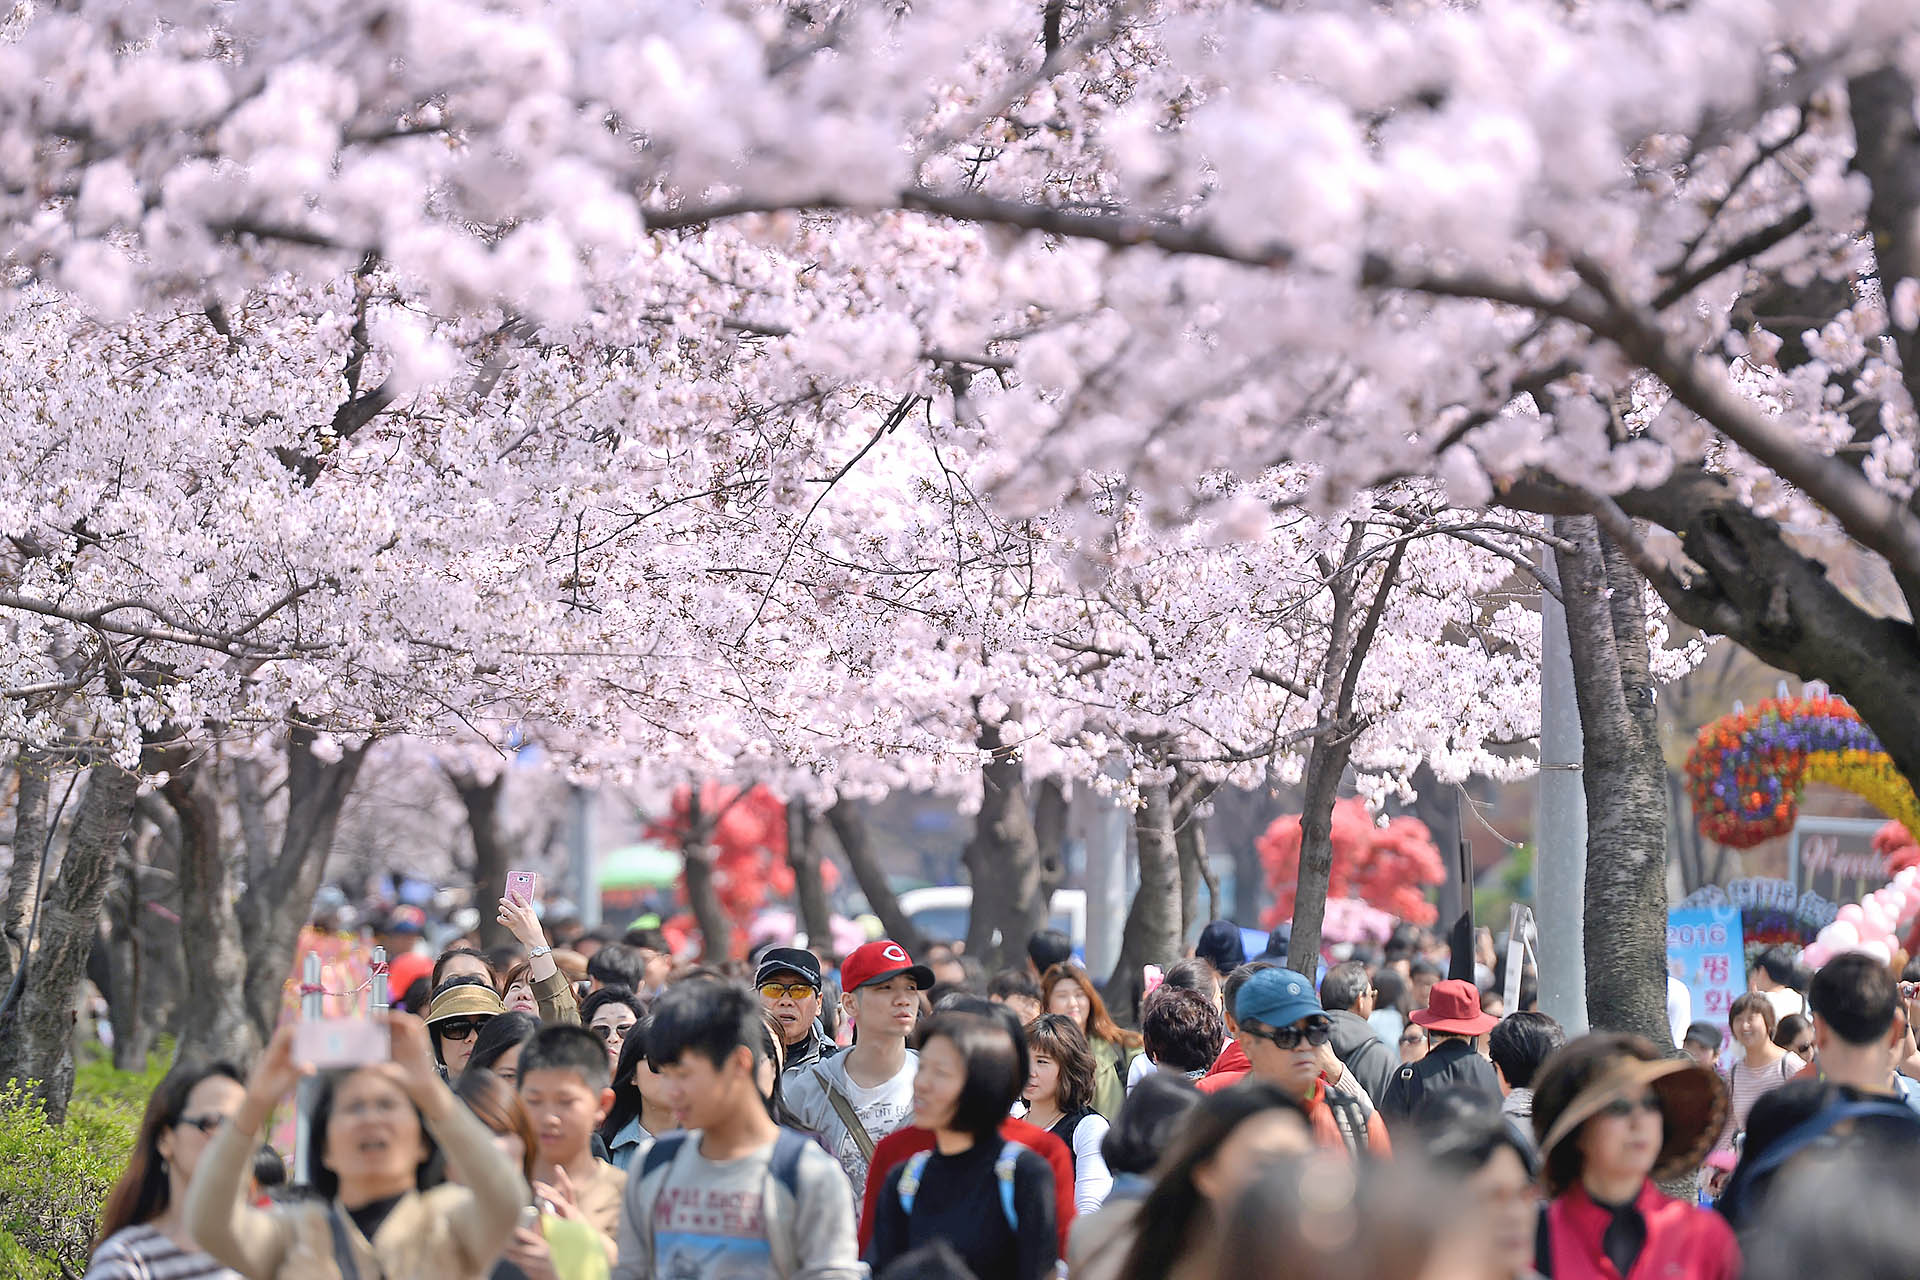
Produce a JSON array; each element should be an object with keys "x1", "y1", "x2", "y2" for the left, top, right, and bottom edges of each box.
[{"x1": 0, "y1": 1047, "x2": 168, "y2": 1280}]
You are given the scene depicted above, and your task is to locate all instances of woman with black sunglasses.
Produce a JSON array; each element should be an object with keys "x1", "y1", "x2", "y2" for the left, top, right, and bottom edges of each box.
[
  {"x1": 426, "y1": 977, "x2": 505, "y2": 1077},
  {"x1": 85, "y1": 1061, "x2": 248, "y2": 1280}
]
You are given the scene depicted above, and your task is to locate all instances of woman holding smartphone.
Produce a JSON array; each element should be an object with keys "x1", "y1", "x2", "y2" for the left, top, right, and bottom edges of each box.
[{"x1": 186, "y1": 1012, "x2": 528, "y2": 1280}]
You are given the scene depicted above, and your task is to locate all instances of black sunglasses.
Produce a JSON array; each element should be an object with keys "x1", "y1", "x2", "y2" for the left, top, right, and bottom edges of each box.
[
  {"x1": 589, "y1": 1021, "x2": 635, "y2": 1043},
  {"x1": 175, "y1": 1114, "x2": 225, "y2": 1135},
  {"x1": 1258, "y1": 1018, "x2": 1333, "y2": 1050},
  {"x1": 435, "y1": 1016, "x2": 491, "y2": 1041}
]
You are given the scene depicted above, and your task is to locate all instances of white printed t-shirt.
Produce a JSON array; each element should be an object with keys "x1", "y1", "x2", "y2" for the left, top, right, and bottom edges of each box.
[{"x1": 783, "y1": 1048, "x2": 918, "y2": 1204}]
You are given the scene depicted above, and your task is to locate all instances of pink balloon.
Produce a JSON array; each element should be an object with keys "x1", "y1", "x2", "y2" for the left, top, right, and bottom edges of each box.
[
  {"x1": 1823, "y1": 920, "x2": 1861, "y2": 949},
  {"x1": 1801, "y1": 943, "x2": 1832, "y2": 970},
  {"x1": 1899, "y1": 867, "x2": 1920, "y2": 887},
  {"x1": 1838, "y1": 904, "x2": 1866, "y2": 925},
  {"x1": 1860, "y1": 940, "x2": 1893, "y2": 965}
]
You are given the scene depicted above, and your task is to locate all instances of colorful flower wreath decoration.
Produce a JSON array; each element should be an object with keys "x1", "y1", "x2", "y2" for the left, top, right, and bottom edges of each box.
[{"x1": 1686, "y1": 695, "x2": 1920, "y2": 848}]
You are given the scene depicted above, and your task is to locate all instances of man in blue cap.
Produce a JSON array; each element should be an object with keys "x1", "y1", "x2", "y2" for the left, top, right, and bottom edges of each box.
[{"x1": 1209, "y1": 966, "x2": 1392, "y2": 1159}]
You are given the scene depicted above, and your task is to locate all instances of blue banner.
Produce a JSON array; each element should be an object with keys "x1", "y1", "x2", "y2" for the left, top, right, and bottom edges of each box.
[{"x1": 1668, "y1": 904, "x2": 1746, "y2": 1033}]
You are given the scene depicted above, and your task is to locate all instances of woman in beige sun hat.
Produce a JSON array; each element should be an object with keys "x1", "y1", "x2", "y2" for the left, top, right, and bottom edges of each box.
[{"x1": 1529, "y1": 1033, "x2": 1740, "y2": 1280}]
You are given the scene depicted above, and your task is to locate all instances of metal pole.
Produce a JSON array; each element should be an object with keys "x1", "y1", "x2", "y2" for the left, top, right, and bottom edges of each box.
[
  {"x1": 294, "y1": 951, "x2": 324, "y2": 1187},
  {"x1": 1536, "y1": 554, "x2": 1589, "y2": 1034},
  {"x1": 1082, "y1": 773, "x2": 1128, "y2": 982},
  {"x1": 370, "y1": 946, "x2": 389, "y2": 1015},
  {"x1": 571, "y1": 784, "x2": 600, "y2": 930}
]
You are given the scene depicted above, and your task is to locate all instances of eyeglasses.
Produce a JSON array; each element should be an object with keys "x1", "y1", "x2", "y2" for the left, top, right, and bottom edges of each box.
[
  {"x1": 590, "y1": 1021, "x2": 635, "y2": 1043},
  {"x1": 1400, "y1": 1030, "x2": 1427, "y2": 1046},
  {"x1": 759, "y1": 982, "x2": 818, "y2": 1001},
  {"x1": 434, "y1": 1017, "x2": 490, "y2": 1041},
  {"x1": 1598, "y1": 1092, "x2": 1663, "y2": 1120},
  {"x1": 175, "y1": 1114, "x2": 226, "y2": 1135},
  {"x1": 1257, "y1": 1018, "x2": 1333, "y2": 1050}
]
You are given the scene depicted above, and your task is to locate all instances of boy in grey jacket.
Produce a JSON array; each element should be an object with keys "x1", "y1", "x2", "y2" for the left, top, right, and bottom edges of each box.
[{"x1": 614, "y1": 979, "x2": 864, "y2": 1280}]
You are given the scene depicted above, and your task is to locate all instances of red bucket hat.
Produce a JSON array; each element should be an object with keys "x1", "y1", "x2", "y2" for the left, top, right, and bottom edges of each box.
[{"x1": 1410, "y1": 979, "x2": 1500, "y2": 1036}]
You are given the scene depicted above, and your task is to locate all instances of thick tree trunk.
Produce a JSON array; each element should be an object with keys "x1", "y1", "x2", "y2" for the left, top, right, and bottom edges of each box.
[
  {"x1": 824, "y1": 798, "x2": 925, "y2": 952},
  {"x1": 962, "y1": 720, "x2": 1044, "y2": 972},
  {"x1": 1287, "y1": 735, "x2": 1349, "y2": 979},
  {"x1": 681, "y1": 789, "x2": 734, "y2": 962},
  {"x1": 1554, "y1": 515, "x2": 1673, "y2": 1042},
  {"x1": 236, "y1": 723, "x2": 370, "y2": 1043},
  {"x1": 0, "y1": 762, "x2": 138, "y2": 1120},
  {"x1": 447, "y1": 771, "x2": 514, "y2": 952},
  {"x1": 0, "y1": 749, "x2": 52, "y2": 993},
  {"x1": 166, "y1": 762, "x2": 260, "y2": 1067},
  {"x1": 1104, "y1": 779, "x2": 1182, "y2": 1025},
  {"x1": 102, "y1": 850, "x2": 151, "y2": 1070},
  {"x1": 787, "y1": 804, "x2": 833, "y2": 949},
  {"x1": 1033, "y1": 777, "x2": 1069, "y2": 907}
]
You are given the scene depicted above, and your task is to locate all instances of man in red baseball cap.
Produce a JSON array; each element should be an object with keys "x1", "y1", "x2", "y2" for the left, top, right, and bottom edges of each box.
[
  {"x1": 1379, "y1": 977, "x2": 1502, "y2": 1122},
  {"x1": 784, "y1": 940, "x2": 932, "y2": 1201}
]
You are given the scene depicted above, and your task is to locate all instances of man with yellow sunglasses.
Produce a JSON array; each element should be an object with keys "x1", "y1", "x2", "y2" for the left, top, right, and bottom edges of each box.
[{"x1": 757, "y1": 946, "x2": 840, "y2": 1074}]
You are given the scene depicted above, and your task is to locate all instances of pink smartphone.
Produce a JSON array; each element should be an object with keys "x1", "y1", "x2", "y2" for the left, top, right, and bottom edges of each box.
[
  {"x1": 506, "y1": 869, "x2": 537, "y2": 904},
  {"x1": 294, "y1": 1018, "x2": 390, "y2": 1069}
]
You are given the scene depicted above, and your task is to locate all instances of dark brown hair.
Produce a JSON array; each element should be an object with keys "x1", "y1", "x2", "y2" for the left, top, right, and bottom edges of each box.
[
  {"x1": 1530, "y1": 1032, "x2": 1659, "y2": 1195},
  {"x1": 96, "y1": 1061, "x2": 244, "y2": 1244},
  {"x1": 1729, "y1": 991, "x2": 1777, "y2": 1037},
  {"x1": 453, "y1": 1067, "x2": 538, "y2": 1182},
  {"x1": 1025, "y1": 1013, "x2": 1098, "y2": 1115},
  {"x1": 1042, "y1": 963, "x2": 1144, "y2": 1051}
]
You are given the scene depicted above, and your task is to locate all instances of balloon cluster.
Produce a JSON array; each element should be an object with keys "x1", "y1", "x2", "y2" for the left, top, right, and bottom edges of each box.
[
  {"x1": 1685, "y1": 695, "x2": 1920, "y2": 848},
  {"x1": 1801, "y1": 868, "x2": 1920, "y2": 970}
]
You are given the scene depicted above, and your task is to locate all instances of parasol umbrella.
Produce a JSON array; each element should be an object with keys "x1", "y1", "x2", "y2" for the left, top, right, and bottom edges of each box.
[{"x1": 597, "y1": 841, "x2": 682, "y2": 891}]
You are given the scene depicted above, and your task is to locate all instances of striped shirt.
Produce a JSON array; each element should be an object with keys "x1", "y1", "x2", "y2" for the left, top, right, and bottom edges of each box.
[{"x1": 83, "y1": 1225, "x2": 244, "y2": 1280}]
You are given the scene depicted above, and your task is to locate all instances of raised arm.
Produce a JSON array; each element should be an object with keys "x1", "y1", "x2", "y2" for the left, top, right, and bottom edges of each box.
[
  {"x1": 500, "y1": 892, "x2": 579, "y2": 1024},
  {"x1": 183, "y1": 1025, "x2": 303, "y2": 1279},
  {"x1": 384, "y1": 1012, "x2": 529, "y2": 1267}
]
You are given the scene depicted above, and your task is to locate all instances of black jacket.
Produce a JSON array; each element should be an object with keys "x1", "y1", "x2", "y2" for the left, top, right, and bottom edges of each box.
[{"x1": 1379, "y1": 1035, "x2": 1502, "y2": 1122}]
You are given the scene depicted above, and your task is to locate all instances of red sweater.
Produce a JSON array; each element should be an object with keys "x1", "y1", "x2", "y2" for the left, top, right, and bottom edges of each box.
[
  {"x1": 857, "y1": 1117, "x2": 1076, "y2": 1256},
  {"x1": 1545, "y1": 1181, "x2": 1740, "y2": 1280},
  {"x1": 1198, "y1": 1070, "x2": 1392, "y2": 1157}
]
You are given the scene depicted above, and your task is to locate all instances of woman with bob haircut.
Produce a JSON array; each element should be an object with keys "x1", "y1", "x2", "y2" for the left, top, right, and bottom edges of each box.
[
  {"x1": 1716, "y1": 990, "x2": 1802, "y2": 1152},
  {"x1": 1530, "y1": 1032, "x2": 1739, "y2": 1280},
  {"x1": 185, "y1": 1011, "x2": 528, "y2": 1280},
  {"x1": 1041, "y1": 963, "x2": 1142, "y2": 1120},
  {"x1": 1111, "y1": 1080, "x2": 1311, "y2": 1280},
  {"x1": 85, "y1": 1061, "x2": 248, "y2": 1280},
  {"x1": 868, "y1": 1012, "x2": 1060, "y2": 1280},
  {"x1": 451, "y1": 1071, "x2": 607, "y2": 1280},
  {"x1": 1022, "y1": 1013, "x2": 1113, "y2": 1211}
]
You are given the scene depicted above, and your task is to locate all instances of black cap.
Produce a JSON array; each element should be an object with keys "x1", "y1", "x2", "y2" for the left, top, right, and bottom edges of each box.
[{"x1": 755, "y1": 946, "x2": 823, "y2": 990}]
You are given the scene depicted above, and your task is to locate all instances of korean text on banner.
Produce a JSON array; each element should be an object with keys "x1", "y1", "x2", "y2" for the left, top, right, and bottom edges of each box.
[{"x1": 1667, "y1": 904, "x2": 1745, "y2": 1034}]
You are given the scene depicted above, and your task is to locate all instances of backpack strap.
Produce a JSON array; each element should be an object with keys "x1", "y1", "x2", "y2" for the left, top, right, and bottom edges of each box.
[
  {"x1": 896, "y1": 1150, "x2": 934, "y2": 1216},
  {"x1": 767, "y1": 1127, "x2": 808, "y2": 1197},
  {"x1": 824, "y1": 1085, "x2": 877, "y2": 1163},
  {"x1": 1533, "y1": 1200, "x2": 1552, "y2": 1277},
  {"x1": 636, "y1": 1134, "x2": 690, "y2": 1267},
  {"x1": 761, "y1": 1129, "x2": 813, "y2": 1279},
  {"x1": 994, "y1": 1140, "x2": 1021, "y2": 1232}
]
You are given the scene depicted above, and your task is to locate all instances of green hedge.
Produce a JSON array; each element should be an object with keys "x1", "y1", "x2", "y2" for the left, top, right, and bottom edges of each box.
[{"x1": 0, "y1": 1048, "x2": 168, "y2": 1280}]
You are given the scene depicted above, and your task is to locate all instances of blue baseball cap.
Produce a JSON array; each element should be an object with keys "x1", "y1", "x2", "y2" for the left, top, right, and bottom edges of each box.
[{"x1": 1235, "y1": 967, "x2": 1324, "y2": 1028}]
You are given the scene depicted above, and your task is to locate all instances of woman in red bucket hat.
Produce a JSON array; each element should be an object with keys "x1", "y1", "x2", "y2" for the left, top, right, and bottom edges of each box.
[{"x1": 1379, "y1": 978, "x2": 1503, "y2": 1121}]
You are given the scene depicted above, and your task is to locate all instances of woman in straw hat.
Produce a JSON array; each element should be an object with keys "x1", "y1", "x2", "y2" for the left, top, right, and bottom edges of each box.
[{"x1": 1530, "y1": 1033, "x2": 1740, "y2": 1279}]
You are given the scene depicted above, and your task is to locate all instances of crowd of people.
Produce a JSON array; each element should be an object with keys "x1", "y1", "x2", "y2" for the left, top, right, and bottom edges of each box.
[{"x1": 76, "y1": 900, "x2": 1920, "y2": 1280}]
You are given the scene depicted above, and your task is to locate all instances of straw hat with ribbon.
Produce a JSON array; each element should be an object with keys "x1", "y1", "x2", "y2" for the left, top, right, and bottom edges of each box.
[{"x1": 1535, "y1": 1053, "x2": 1728, "y2": 1194}]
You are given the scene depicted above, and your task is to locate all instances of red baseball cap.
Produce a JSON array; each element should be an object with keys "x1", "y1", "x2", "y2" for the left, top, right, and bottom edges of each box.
[{"x1": 840, "y1": 940, "x2": 934, "y2": 992}]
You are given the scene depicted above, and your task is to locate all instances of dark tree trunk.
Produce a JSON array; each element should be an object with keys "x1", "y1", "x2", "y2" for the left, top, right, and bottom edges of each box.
[
  {"x1": 165, "y1": 761, "x2": 259, "y2": 1067},
  {"x1": 102, "y1": 847, "x2": 150, "y2": 1071},
  {"x1": 447, "y1": 770, "x2": 514, "y2": 952},
  {"x1": 1554, "y1": 515, "x2": 1673, "y2": 1042},
  {"x1": 0, "y1": 762, "x2": 139, "y2": 1120},
  {"x1": 824, "y1": 798, "x2": 925, "y2": 952},
  {"x1": 236, "y1": 723, "x2": 370, "y2": 1043},
  {"x1": 1289, "y1": 528, "x2": 1405, "y2": 978},
  {"x1": 681, "y1": 789, "x2": 734, "y2": 962},
  {"x1": 0, "y1": 749, "x2": 52, "y2": 993},
  {"x1": 1033, "y1": 777, "x2": 1069, "y2": 907},
  {"x1": 962, "y1": 720, "x2": 1044, "y2": 971},
  {"x1": 1104, "y1": 778, "x2": 1182, "y2": 1025},
  {"x1": 131, "y1": 793, "x2": 186, "y2": 1056},
  {"x1": 787, "y1": 803, "x2": 833, "y2": 949}
]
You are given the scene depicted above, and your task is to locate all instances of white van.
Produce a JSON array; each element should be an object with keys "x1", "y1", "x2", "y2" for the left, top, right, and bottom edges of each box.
[{"x1": 896, "y1": 885, "x2": 1087, "y2": 955}]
